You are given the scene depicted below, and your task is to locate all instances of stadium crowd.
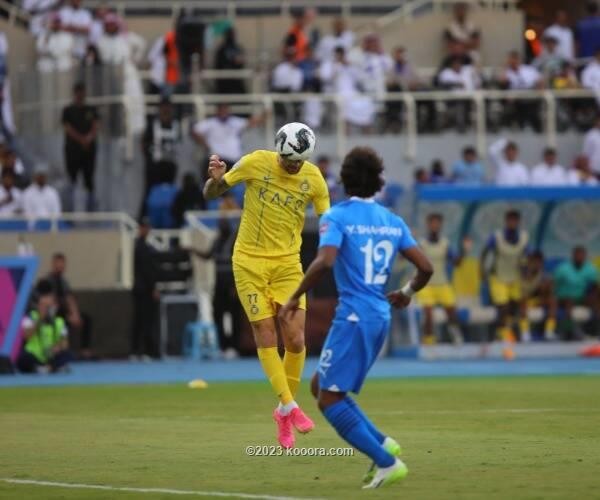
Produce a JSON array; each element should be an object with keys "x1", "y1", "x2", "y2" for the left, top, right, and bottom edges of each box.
[
  {"x1": 0, "y1": 2, "x2": 599, "y2": 214},
  {"x1": 1, "y1": 2, "x2": 600, "y2": 371}
]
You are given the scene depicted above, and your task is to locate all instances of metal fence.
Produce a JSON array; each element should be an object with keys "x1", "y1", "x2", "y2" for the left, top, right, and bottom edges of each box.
[{"x1": 14, "y1": 81, "x2": 599, "y2": 162}]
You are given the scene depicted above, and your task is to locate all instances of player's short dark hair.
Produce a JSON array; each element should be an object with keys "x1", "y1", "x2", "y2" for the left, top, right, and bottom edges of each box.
[
  {"x1": 505, "y1": 141, "x2": 518, "y2": 151},
  {"x1": 573, "y1": 245, "x2": 586, "y2": 254},
  {"x1": 543, "y1": 147, "x2": 556, "y2": 156},
  {"x1": 427, "y1": 213, "x2": 443, "y2": 222},
  {"x1": 463, "y1": 146, "x2": 476, "y2": 156},
  {"x1": 52, "y1": 252, "x2": 66, "y2": 261},
  {"x1": 340, "y1": 147, "x2": 384, "y2": 198},
  {"x1": 505, "y1": 209, "x2": 521, "y2": 220}
]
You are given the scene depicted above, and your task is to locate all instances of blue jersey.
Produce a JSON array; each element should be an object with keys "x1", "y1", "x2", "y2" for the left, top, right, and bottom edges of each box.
[{"x1": 318, "y1": 198, "x2": 417, "y2": 321}]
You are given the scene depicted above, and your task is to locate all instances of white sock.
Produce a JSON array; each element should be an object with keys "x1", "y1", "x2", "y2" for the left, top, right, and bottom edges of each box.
[{"x1": 277, "y1": 401, "x2": 298, "y2": 416}]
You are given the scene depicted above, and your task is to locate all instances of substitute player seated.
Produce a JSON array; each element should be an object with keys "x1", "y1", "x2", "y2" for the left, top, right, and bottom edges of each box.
[
  {"x1": 521, "y1": 251, "x2": 557, "y2": 341},
  {"x1": 203, "y1": 122, "x2": 330, "y2": 448}
]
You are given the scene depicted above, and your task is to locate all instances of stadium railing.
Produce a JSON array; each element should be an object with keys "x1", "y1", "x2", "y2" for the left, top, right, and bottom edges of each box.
[
  {"x1": 373, "y1": 0, "x2": 518, "y2": 29},
  {"x1": 0, "y1": 212, "x2": 137, "y2": 289},
  {"x1": 15, "y1": 86, "x2": 599, "y2": 163},
  {"x1": 0, "y1": 0, "x2": 29, "y2": 27}
]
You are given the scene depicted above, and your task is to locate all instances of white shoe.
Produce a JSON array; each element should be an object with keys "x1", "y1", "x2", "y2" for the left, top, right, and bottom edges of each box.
[
  {"x1": 545, "y1": 331, "x2": 557, "y2": 341},
  {"x1": 362, "y1": 458, "x2": 408, "y2": 489},
  {"x1": 363, "y1": 437, "x2": 402, "y2": 484},
  {"x1": 521, "y1": 331, "x2": 532, "y2": 343}
]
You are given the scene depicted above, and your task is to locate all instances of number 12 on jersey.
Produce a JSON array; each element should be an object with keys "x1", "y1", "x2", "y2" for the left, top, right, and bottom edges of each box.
[{"x1": 360, "y1": 238, "x2": 394, "y2": 285}]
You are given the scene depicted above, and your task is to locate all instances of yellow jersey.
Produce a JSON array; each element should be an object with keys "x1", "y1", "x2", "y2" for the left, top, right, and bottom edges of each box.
[{"x1": 223, "y1": 150, "x2": 331, "y2": 258}]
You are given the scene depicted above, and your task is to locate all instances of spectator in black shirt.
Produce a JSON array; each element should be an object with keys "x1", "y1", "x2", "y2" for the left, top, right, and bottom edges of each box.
[
  {"x1": 131, "y1": 217, "x2": 160, "y2": 360},
  {"x1": 171, "y1": 173, "x2": 205, "y2": 228},
  {"x1": 46, "y1": 252, "x2": 94, "y2": 359},
  {"x1": 214, "y1": 27, "x2": 246, "y2": 94},
  {"x1": 189, "y1": 193, "x2": 241, "y2": 358},
  {"x1": 140, "y1": 97, "x2": 181, "y2": 217},
  {"x1": 62, "y1": 82, "x2": 99, "y2": 212}
]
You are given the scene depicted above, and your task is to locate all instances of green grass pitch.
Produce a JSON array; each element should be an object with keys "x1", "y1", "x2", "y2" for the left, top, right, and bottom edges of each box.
[{"x1": 1, "y1": 375, "x2": 599, "y2": 499}]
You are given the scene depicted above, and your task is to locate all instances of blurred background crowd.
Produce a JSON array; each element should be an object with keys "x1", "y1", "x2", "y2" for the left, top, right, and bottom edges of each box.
[{"x1": 1, "y1": 1, "x2": 600, "y2": 369}]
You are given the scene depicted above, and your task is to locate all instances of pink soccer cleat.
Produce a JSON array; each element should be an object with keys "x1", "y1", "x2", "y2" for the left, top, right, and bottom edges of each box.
[
  {"x1": 273, "y1": 409, "x2": 295, "y2": 449},
  {"x1": 289, "y1": 407, "x2": 315, "y2": 434}
]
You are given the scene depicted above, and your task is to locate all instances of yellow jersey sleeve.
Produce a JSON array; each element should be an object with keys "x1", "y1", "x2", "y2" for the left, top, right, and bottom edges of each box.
[
  {"x1": 223, "y1": 151, "x2": 258, "y2": 187},
  {"x1": 312, "y1": 171, "x2": 331, "y2": 215}
]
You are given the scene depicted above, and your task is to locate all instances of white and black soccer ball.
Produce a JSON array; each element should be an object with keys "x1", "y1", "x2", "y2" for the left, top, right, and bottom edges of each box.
[{"x1": 274, "y1": 122, "x2": 316, "y2": 161}]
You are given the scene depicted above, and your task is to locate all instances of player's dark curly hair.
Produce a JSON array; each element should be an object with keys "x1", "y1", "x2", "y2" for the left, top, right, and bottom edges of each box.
[{"x1": 340, "y1": 147, "x2": 385, "y2": 198}]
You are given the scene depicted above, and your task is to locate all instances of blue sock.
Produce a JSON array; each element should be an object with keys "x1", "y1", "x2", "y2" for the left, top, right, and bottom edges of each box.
[
  {"x1": 344, "y1": 396, "x2": 386, "y2": 444},
  {"x1": 323, "y1": 399, "x2": 394, "y2": 468}
]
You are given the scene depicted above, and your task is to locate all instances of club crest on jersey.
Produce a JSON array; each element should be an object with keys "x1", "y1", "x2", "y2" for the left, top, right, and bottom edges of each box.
[
  {"x1": 300, "y1": 180, "x2": 310, "y2": 192},
  {"x1": 319, "y1": 222, "x2": 329, "y2": 235}
]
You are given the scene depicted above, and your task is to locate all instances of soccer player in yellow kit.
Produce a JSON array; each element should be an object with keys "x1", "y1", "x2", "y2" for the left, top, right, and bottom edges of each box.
[{"x1": 203, "y1": 123, "x2": 330, "y2": 448}]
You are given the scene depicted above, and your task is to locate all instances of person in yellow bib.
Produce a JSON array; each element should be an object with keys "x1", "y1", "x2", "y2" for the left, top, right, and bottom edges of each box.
[
  {"x1": 416, "y1": 213, "x2": 469, "y2": 345},
  {"x1": 480, "y1": 209, "x2": 530, "y2": 358},
  {"x1": 203, "y1": 122, "x2": 330, "y2": 448}
]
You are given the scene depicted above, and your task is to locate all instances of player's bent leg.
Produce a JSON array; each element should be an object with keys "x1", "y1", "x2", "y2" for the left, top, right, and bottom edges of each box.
[
  {"x1": 318, "y1": 389, "x2": 405, "y2": 487},
  {"x1": 252, "y1": 318, "x2": 296, "y2": 448},
  {"x1": 277, "y1": 306, "x2": 306, "y2": 399},
  {"x1": 276, "y1": 307, "x2": 314, "y2": 434},
  {"x1": 341, "y1": 396, "x2": 402, "y2": 484},
  {"x1": 252, "y1": 317, "x2": 293, "y2": 404}
]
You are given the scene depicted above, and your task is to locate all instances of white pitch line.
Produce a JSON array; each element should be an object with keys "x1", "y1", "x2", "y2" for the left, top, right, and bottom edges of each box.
[
  {"x1": 0, "y1": 478, "x2": 322, "y2": 500},
  {"x1": 371, "y1": 408, "x2": 599, "y2": 416}
]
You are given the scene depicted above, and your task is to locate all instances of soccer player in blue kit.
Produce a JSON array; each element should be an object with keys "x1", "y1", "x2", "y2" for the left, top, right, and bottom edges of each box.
[{"x1": 280, "y1": 147, "x2": 433, "y2": 489}]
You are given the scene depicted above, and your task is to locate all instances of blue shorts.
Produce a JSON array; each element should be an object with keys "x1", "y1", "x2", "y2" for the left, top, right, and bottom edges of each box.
[{"x1": 317, "y1": 316, "x2": 390, "y2": 394}]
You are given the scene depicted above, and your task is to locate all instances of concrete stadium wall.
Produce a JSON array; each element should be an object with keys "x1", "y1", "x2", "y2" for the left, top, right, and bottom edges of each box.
[
  {"x1": 0, "y1": 19, "x2": 36, "y2": 76},
  {"x1": 0, "y1": 230, "x2": 128, "y2": 289},
  {"x1": 4, "y1": 8, "x2": 523, "y2": 80},
  {"x1": 127, "y1": 9, "x2": 524, "y2": 68}
]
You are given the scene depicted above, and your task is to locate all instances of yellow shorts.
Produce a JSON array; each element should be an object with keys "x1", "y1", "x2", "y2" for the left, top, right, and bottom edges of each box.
[
  {"x1": 489, "y1": 275, "x2": 522, "y2": 305},
  {"x1": 232, "y1": 252, "x2": 306, "y2": 322},
  {"x1": 417, "y1": 284, "x2": 456, "y2": 307}
]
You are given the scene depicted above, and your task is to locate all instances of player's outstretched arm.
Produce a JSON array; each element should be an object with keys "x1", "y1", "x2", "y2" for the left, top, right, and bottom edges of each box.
[
  {"x1": 203, "y1": 154, "x2": 231, "y2": 200},
  {"x1": 279, "y1": 246, "x2": 338, "y2": 320},
  {"x1": 388, "y1": 246, "x2": 433, "y2": 309}
]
